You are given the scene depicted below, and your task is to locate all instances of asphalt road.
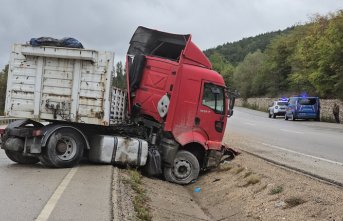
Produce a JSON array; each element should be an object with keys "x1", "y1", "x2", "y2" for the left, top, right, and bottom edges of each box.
[
  {"x1": 0, "y1": 152, "x2": 114, "y2": 221},
  {"x1": 225, "y1": 107, "x2": 343, "y2": 185}
]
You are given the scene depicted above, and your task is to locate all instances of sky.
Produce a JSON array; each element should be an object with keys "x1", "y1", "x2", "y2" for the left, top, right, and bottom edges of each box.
[{"x1": 0, "y1": 0, "x2": 342, "y2": 69}]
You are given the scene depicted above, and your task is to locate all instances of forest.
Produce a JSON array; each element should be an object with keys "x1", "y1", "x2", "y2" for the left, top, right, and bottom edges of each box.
[{"x1": 205, "y1": 10, "x2": 343, "y2": 100}]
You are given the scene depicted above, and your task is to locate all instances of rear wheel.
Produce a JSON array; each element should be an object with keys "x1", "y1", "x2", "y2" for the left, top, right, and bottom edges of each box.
[
  {"x1": 5, "y1": 150, "x2": 39, "y2": 164},
  {"x1": 40, "y1": 128, "x2": 84, "y2": 168},
  {"x1": 164, "y1": 150, "x2": 200, "y2": 185}
]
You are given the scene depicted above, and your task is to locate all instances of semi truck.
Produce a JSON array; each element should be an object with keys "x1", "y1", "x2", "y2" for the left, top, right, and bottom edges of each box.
[{"x1": 0, "y1": 26, "x2": 236, "y2": 184}]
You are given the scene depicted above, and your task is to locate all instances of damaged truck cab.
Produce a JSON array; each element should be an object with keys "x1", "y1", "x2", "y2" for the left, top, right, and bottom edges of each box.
[
  {"x1": 126, "y1": 27, "x2": 234, "y2": 184},
  {"x1": 1, "y1": 26, "x2": 235, "y2": 185}
]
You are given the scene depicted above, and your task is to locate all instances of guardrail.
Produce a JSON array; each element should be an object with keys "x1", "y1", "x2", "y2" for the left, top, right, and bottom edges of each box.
[{"x1": 0, "y1": 116, "x2": 20, "y2": 125}]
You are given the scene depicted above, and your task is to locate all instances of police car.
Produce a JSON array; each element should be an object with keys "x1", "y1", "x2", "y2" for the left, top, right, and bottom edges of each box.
[
  {"x1": 284, "y1": 96, "x2": 320, "y2": 121},
  {"x1": 268, "y1": 99, "x2": 288, "y2": 118}
]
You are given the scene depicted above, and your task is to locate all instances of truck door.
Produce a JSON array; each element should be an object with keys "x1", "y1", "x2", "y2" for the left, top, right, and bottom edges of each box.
[{"x1": 196, "y1": 82, "x2": 226, "y2": 144}]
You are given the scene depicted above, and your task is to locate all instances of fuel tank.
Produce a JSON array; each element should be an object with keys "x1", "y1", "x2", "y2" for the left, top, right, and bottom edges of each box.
[{"x1": 89, "y1": 135, "x2": 148, "y2": 166}]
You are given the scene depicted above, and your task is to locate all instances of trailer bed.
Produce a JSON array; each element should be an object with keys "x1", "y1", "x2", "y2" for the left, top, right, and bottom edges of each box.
[{"x1": 5, "y1": 44, "x2": 114, "y2": 125}]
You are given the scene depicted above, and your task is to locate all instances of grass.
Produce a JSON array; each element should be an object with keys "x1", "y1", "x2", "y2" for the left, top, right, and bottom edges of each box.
[
  {"x1": 320, "y1": 116, "x2": 337, "y2": 123},
  {"x1": 242, "y1": 101, "x2": 267, "y2": 112},
  {"x1": 244, "y1": 171, "x2": 253, "y2": 178},
  {"x1": 254, "y1": 184, "x2": 268, "y2": 194},
  {"x1": 217, "y1": 163, "x2": 233, "y2": 172},
  {"x1": 270, "y1": 185, "x2": 283, "y2": 195},
  {"x1": 235, "y1": 167, "x2": 245, "y2": 174},
  {"x1": 128, "y1": 169, "x2": 152, "y2": 221},
  {"x1": 243, "y1": 175, "x2": 260, "y2": 187},
  {"x1": 285, "y1": 196, "x2": 306, "y2": 208}
]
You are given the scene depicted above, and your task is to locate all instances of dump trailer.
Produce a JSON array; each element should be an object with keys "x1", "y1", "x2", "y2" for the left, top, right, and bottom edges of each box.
[{"x1": 0, "y1": 26, "x2": 236, "y2": 184}]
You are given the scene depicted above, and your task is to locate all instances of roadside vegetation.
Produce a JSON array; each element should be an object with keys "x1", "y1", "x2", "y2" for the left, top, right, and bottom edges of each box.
[
  {"x1": 270, "y1": 185, "x2": 284, "y2": 195},
  {"x1": 241, "y1": 101, "x2": 267, "y2": 112},
  {"x1": 205, "y1": 10, "x2": 343, "y2": 101},
  {"x1": 128, "y1": 169, "x2": 152, "y2": 221},
  {"x1": 0, "y1": 65, "x2": 8, "y2": 115}
]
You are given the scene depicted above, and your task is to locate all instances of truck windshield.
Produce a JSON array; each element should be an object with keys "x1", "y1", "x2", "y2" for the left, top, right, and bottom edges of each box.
[
  {"x1": 298, "y1": 98, "x2": 317, "y2": 105},
  {"x1": 202, "y1": 83, "x2": 225, "y2": 114}
]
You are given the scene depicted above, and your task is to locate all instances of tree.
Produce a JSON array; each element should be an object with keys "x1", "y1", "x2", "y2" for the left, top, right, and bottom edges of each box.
[
  {"x1": 113, "y1": 61, "x2": 126, "y2": 89},
  {"x1": 208, "y1": 52, "x2": 235, "y2": 89},
  {"x1": 263, "y1": 34, "x2": 295, "y2": 96},
  {"x1": 233, "y1": 50, "x2": 267, "y2": 99},
  {"x1": 0, "y1": 65, "x2": 9, "y2": 115},
  {"x1": 315, "y1": 11, "x2": 343, "y2": 99}
]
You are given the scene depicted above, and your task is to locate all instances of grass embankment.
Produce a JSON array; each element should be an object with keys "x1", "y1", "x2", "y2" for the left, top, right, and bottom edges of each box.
[{"x1": 128, "y1": 169, "x2": 152, "y2": 221}]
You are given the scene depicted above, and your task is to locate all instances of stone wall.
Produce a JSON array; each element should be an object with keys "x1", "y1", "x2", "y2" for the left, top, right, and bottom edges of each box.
[{"x1": 235, "y1": 98, "x2": 343, "y2": 123}]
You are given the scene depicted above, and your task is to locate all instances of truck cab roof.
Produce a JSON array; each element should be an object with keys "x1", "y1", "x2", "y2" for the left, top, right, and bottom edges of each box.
[{"x1": 128, "y1": 26, "x2": 212, "y2": 69}]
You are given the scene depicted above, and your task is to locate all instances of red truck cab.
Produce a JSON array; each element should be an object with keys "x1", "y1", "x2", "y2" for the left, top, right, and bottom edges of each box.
[{"x1": 126, "y1": 27, "x2": 233, "y2": 184}]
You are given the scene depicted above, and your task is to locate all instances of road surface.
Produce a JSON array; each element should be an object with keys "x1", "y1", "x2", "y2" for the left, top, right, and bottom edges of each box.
[
  {"x1": 225, "y1": 107, "x2": 343, "y2": 185},
  {"x1": 0, "y1": 151, "x2": 114, "y2": 221}
]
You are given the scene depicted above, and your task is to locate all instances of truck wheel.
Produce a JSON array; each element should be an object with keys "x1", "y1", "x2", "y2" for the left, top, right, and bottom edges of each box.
[
  {"x1": 164, "y1": 150, "x2": 200, "y2": 185},
  {"x1": 5, "y1": 150, "x2": 39, "y2": 164},
  {"x1": 272, "y1": 113, "x2": 276, "y2": 118},
  {"x1": 40, "y1": 128, "x2": 84, "y2": 168},
  {"x1": 268, "y1": 112, "x2": 271, "y2": 118},
  {"x1": 38, "y1": 154, "x2": 54, "y2": 167}
]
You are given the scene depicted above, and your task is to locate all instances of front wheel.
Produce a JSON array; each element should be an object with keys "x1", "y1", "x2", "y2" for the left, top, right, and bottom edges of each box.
[
  {"x1": 40, "y1": 128, "x2": 84, "y2": 168},
  {"x1": 5, "y1": 150, "x2": 39, "y2": 164},
  {"x1": 164, "y1": 150, "x2": 200, "y2": 185}
]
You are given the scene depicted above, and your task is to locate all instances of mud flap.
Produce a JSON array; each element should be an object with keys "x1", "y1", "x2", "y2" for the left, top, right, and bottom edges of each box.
[{"x1": 143, "y1": 148, "x2": 162, "y2": 177}]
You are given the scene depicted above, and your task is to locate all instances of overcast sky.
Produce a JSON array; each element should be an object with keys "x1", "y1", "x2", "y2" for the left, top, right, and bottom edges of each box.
[{"x1": 1, "y1": 0, "x2": 342, "y2": 68}]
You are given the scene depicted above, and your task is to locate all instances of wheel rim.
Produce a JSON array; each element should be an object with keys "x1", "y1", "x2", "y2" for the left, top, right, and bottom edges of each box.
[
  {"x1": 172, "y1": 160, "x2": 192, "y2": 180},
  {"x1": 55, "y1": 137, "x2": 77, "y2": 161}
]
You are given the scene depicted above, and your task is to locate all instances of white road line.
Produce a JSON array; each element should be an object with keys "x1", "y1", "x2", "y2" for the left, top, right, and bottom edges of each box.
[
  {"x1": 279, "y1": 129, "x2": 304, "y2": 134},
  {"x1": 36, "y1": 167, "x2": 78, "y2": 221},
  {"x1": 261, "y1": 142, "x2": 343, "y2": 166}
]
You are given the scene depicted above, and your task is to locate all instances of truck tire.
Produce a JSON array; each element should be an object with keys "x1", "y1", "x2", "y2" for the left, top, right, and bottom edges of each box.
[
  {"x1": 268, "y1": 112, "x2": 271, "y2": 118},
  {"x1": 164, "y1": 150, "x2": 200, "y2": 185},
  {"x1": 5, "y1": 150, "x2": 39, "y2": 164},
  {"x1": 272, "y1": 113, "x2": 276, "y2": 118},
  {"x1": 40, "y1": 128, "x2": 84, "y2": 168},
  {"x1": 38, "y1": 154, "x2": 54, "y2": 167}
]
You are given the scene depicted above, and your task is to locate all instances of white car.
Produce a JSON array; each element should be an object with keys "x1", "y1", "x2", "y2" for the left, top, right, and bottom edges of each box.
[{"x1": 268, "y1": 100, "x2": 288, "y2": 118}]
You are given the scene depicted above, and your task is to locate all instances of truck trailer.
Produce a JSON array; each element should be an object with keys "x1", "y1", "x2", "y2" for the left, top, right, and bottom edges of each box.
[{"x1": 0, "y1": 27, "x2": 236, "y2": 184}]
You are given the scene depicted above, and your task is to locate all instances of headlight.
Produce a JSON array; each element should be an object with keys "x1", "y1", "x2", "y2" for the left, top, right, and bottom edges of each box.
[{"x1": 275, "y1": 106, "x2": 278, "y2": 109}]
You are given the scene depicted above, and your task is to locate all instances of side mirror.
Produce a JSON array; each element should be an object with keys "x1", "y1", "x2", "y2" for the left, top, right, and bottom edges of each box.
[
  {"x1": 226, "y1": 89, "x2": 239, "y2": 118},
  {"x1": 227, "y1": 94, "x2": 236, "y2": 118}
]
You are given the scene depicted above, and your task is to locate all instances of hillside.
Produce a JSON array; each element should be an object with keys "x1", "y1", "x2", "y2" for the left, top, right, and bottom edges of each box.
[
  {"x1": 204, "y1": 27, "x2": 294, "y2": 66},
  {"x1": 205, "y1": 10, "x2": 343, "y2": 100}
]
